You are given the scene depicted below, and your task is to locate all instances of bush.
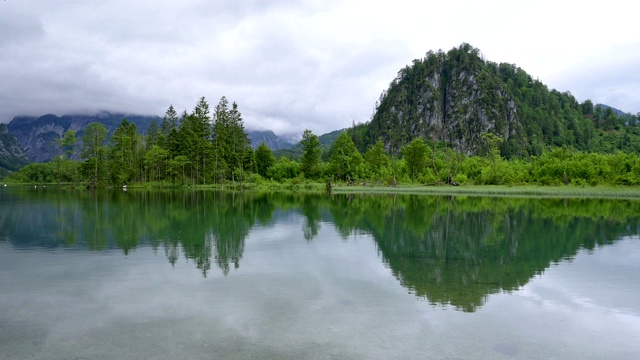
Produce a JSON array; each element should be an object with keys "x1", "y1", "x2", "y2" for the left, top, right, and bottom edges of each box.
[{"x1": 453, "y1": 173, "x2": 468, "y2": 184}]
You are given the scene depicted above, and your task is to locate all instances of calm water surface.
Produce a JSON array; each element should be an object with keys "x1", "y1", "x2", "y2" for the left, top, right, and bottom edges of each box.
[{"x1": 1, "y1": 187, "x2": 639, "y2": 359}]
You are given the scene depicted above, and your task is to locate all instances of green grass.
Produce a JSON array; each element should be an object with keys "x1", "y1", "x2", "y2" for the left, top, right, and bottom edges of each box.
[{"x1": 328, "y1": 183, "x2": 640, "y2": 199}]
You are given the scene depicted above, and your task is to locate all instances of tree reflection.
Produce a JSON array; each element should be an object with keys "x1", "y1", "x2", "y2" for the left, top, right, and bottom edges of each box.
[
  {"x1": 327, "y1": 194, "x2": 640, "y2": 312},
  {"x1": 2, "y1": 188, "x2": 638, "y2": 309}
]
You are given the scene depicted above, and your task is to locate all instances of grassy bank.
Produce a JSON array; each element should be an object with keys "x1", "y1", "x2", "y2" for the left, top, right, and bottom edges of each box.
[
  {"x1": 329, "y1": 183, "x2": 640, "y2": 199},
  {"x1": 5, "y1": 180, "x2": 640, "y2": 199}
]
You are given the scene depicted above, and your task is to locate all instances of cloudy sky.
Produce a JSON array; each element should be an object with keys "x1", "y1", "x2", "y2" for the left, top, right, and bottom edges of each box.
[{"x1": 1, "y1": 0, "x2": 638, "y2": 137}]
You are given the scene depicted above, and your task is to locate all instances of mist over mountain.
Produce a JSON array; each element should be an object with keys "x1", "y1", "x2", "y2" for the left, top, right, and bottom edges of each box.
[{"x1": 246, "y1": 130, "x2": 295, "y2": 151}]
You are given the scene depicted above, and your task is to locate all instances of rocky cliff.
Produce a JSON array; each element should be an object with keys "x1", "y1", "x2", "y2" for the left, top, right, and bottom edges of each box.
[
  {"x1": 0, "y1": 123, "x2": 29, "y2": 173},
  {"x1": 367, "y1": 43, "x2": 522, "y2": 155}
]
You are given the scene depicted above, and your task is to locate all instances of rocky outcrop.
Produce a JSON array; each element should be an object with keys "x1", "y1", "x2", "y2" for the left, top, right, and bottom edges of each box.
[
  {"x1": 368, "y1": 43, "x2": 522, "y2": 155},
  {"x1": 0, "y1": 123, "x2": 29, "y2": 172}
]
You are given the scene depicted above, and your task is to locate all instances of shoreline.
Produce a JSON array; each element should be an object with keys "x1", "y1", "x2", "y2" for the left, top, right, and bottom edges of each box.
[{"x1": 6, "y1": 182, "x2": 640, "y2": 199}]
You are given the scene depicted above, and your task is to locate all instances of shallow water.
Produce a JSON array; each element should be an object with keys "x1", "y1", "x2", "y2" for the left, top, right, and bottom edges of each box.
[{"x1": 1, "y1": 188, "x2": 639, "y2": 359}]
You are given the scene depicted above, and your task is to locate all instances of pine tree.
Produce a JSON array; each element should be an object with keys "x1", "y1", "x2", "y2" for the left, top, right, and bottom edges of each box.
[
  {"x1": 161, "y1": 105, "x2": 179, "y2": 138},
  {"x1": 109, "y1": 119, "x2": 138, "y2": 185},
  {"x1": 81, "y1": 122, "x2": 107, "y2": 187},
  {"x1": 212, "y1": 96, "x2": 230, "y2": 183},
  {"x1": 300, "y1": 129, "x2": 321, "y2": 179}
]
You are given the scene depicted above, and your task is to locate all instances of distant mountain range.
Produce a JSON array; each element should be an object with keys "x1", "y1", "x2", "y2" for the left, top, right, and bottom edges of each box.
[
  {"x1": 0, "y1": 112, "x2": 316, "y2": 174},
  {"x1": 246, "y1": 130, "x2": 296, "y2": 151},
  {"x1": 6, "y1": 112, "x2": 159, "y2": 163}
]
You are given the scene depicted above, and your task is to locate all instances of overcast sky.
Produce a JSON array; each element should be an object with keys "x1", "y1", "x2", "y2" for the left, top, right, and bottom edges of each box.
[{"x1": 1, "y1": 0, "x2": 638, "y2": 137}]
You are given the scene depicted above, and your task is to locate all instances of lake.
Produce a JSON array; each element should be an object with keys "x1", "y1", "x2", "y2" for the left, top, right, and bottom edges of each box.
[{"x1": 1, "y1": 187, "x2": 639, "y2": 359}]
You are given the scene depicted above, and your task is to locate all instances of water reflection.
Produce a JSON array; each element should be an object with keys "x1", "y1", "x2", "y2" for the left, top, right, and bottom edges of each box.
[
  {"x1": 332, "y1": 195, "x2": 640, "y2": 311},
  {"x1": 1, "y1": 188, "x2": 638, "y2": 311}
]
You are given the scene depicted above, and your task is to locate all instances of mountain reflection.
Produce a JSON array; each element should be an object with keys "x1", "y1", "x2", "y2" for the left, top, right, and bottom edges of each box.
[
  {"x1": 1, "y1": 188, "x2": 638, "y2": 311},
  {"x1": 327, "y1": 195, "x2": 640, "y2": 311}
]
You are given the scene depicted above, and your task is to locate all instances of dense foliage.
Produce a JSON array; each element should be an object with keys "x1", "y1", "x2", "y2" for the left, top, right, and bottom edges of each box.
[
  {"x1": 5, "y1": 89, "x2": 640, "y2": 187},
  {"x1": 353, "y1": 43, "x2": 640, "y2": 159}
]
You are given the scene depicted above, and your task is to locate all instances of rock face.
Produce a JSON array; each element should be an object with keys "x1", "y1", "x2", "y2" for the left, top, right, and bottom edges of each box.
[
  {"x1": 7, "y1": 112, "x2": 159, "y2": 162},
  {"x1": 368, "y1": 43, "x2": 522, "y2": 155},
  {"x1": 0, "y1": 123, "x2": 29, "y2": 172}
]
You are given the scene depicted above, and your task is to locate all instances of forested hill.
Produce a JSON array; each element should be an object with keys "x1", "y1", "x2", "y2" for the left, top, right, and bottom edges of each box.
[
  {"x1": 353, "y1": 43, "x2": 640, "y2": 158},
  {"x1": 7, "y1": 112, "x2": 159, "y2": 162}
]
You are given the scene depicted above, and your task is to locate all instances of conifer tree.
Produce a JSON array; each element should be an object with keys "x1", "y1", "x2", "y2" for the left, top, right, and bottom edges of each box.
[
  {"x1": 300, "y1": 129, "x2": 321, "y2": 179},
  {"x1": 81, "y1": 122, "x2": 107, "y2": 187}
]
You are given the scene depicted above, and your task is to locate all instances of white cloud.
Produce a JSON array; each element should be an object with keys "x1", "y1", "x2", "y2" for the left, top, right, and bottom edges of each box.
[{"x1": 1, "y1": 0, "x2": 638, "y2": 136}]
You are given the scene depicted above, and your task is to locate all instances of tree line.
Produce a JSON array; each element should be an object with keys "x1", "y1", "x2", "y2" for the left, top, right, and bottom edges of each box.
[
  {"x1": 9, "y1": 97, "x2": 252, "y2": 187},
  {"x1": 6, "y1": 96, "x2": 640, "y2": 187}
]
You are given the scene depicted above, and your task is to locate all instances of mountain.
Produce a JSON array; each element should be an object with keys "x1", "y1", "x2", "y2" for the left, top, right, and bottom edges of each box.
[
  {"x1": 596, "y1": 104, "x2": 626, "y2": 116},
  {"x1": 356, "y1": 43, "x2": 640, "y2": 157},
  {"x1": 0, "y1": 124, "x2": 29, "y2": 176},
  {"x1": 274, "y1": 129, "x2": 345, "y2": 159},
  {"x1": 7, "y1": 112, "x2": 160, "y2": 162},
  {"x1": 246, "y1": 130, "x2": 295, "y2": 150}
]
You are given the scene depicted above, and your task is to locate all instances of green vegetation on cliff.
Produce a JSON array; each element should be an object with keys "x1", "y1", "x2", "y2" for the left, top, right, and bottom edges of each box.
[{"x1": 352, "y1": 43, "x2": 640, "y2": 158}]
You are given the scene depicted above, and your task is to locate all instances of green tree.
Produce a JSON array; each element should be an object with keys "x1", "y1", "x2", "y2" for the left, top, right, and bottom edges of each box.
[
  {"x1": 109, "y1": 119, "x2": 139, "y2": 185},
  {"x1": 581, "y1": 99, "x2": 594, "y2": 116},
  {"x1": 81, "y1": 122, "x2": 107, "y2": 187},
  {"x1": 146, "y1": 119, "x2": 160, "y2": 149},
  {"x1": 178, "y1": 97, "x2": 212, "y2": 184},
  {"x1": 144, "y1": 145, "x2": 169, "y2": 182},
  {"x1": 401, "y1": 138, "x2": 428, "y2": 180},
  {"x1": 169, "y1": 155, "x2": 190, "y2": 185},
  {"x1": 212, "y1": 97, "x2": 231, "y2": 183},
  {"x1": 328, "y1": 132, "x2": 363, "y2": 180},
  {"x1": 54, "y1": 134, "x2": 65, "y2": 187},
  {"x1": 228, "y1": 101, "x2": 250, "y2": 184},
  {"x1": 161, "y1": 104, "x2": 179, "y2": 139},
  {"x1": 254, "y1": 142, "x2": 275, "y2": 177},
  {"x1": 364, "y1": 138, "x2": 390, "y2": 178},
  {"x1": 194, "y1": 96, "x2": 213, "y2": 183},
  {"x1": 300, "y1": 129, "x2": 322, "y2": 179},
  {"x1": 481, "y1": 132, "x2": 504, "y2": 183},
  {"x1": 212, "y1": 97, "x2": 250, "y2": 184},
  {"x1": 61, "y1": 129, "x2": 78, "y2": 185}
]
